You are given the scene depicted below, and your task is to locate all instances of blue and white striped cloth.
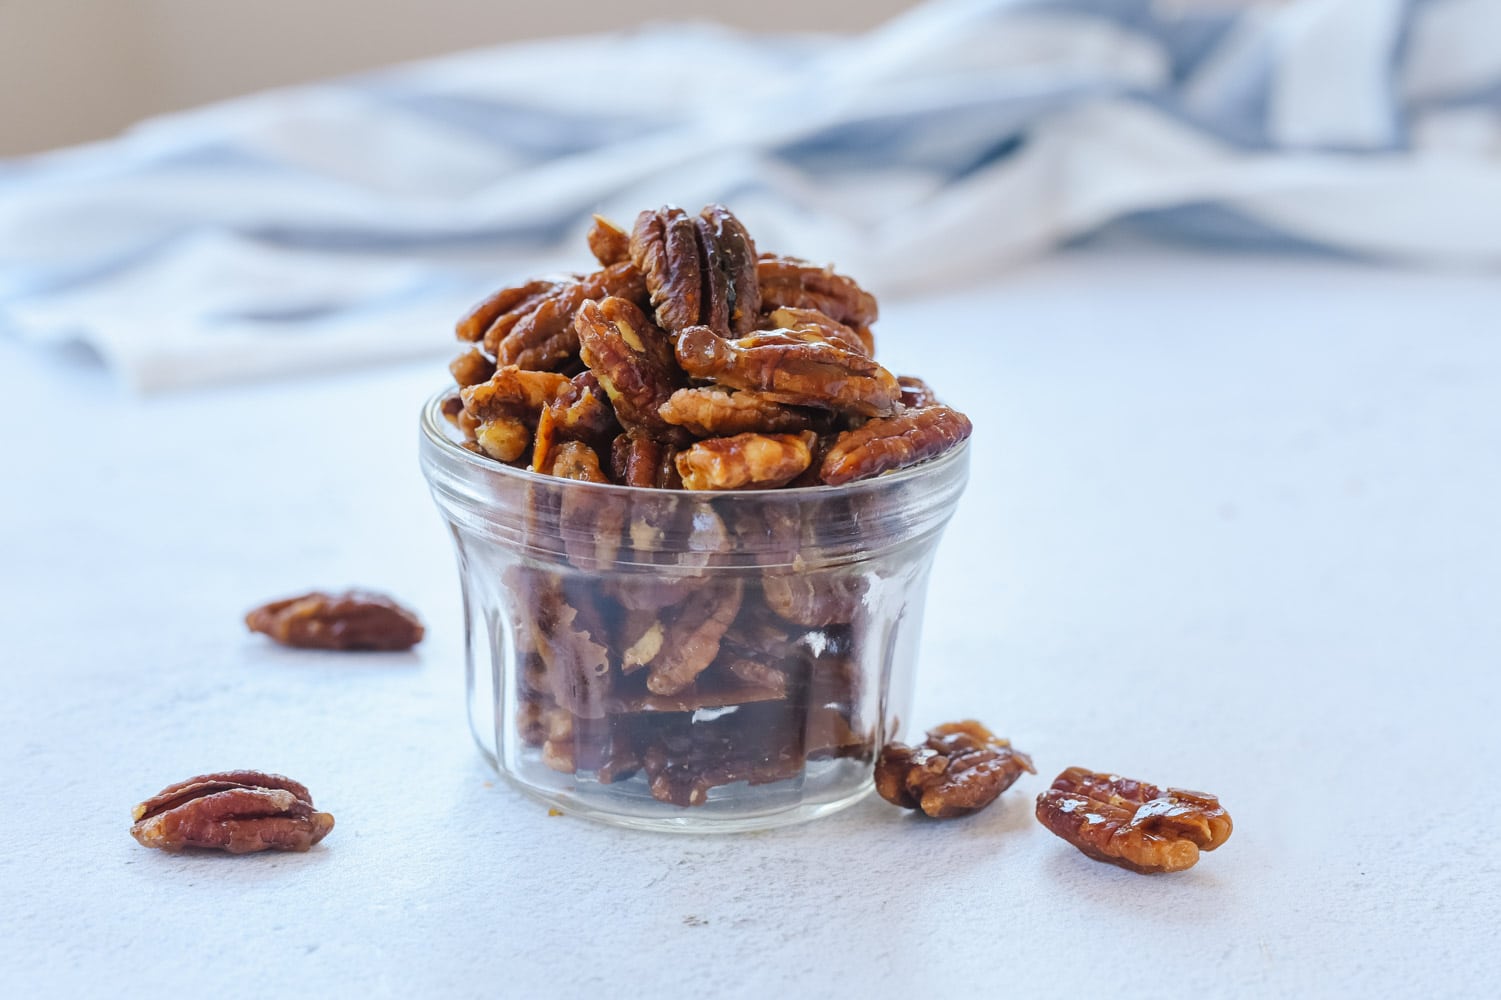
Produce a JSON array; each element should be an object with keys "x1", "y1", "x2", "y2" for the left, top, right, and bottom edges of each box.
[{"x1": 3, "y1": 0, "x2": 1498, "y2": 390}]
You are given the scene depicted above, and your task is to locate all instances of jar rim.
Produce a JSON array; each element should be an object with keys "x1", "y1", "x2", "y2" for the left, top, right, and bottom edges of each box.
[{"x1": 418, "y1": 387, "x2": 971, "y2": 500}]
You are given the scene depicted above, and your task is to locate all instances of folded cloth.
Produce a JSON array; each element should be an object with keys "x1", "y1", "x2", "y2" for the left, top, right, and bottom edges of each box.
[{"x1": 2, "y1": 0, "x2": 1499, "y2": 391}]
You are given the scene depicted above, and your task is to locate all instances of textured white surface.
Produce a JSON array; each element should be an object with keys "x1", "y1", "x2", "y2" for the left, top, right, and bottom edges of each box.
[{"x1": 2, "y1": 247, "x2": 1498, "y2": 998}]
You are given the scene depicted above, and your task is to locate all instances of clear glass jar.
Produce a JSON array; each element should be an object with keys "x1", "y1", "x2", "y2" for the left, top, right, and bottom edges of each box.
[{"x1": 418, "y1": 390, "x2": 970, "y2": 832}]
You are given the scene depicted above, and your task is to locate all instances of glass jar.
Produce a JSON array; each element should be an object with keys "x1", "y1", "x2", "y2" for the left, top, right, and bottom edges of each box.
[{"x1": 419, "y1": 390, "x2": 970, "y2": 832}]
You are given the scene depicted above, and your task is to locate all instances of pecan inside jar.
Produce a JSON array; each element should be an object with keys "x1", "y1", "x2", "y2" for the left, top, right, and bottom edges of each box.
[
  {"x1": 1035, "y1": 767, "x2": 1233, "y2": 874},
  {"x1": 130, "y1": 770, "x2": 335, "y2": 854},
  {"x1": 875, "y1": 721, "x2": 1035, "y2": 818},
  {"x1": 246, "y1": 590, "x2": 424, "y2": 651}
]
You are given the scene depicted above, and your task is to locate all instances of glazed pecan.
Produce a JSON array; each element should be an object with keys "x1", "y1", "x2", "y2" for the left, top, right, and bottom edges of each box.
[
  {"x1": 1036, "y1": 768, "x2": 1233, "y2": 874},
  {"x1": 767, "y1": 306, "x2": 871, "y2": 357},
  {"x1": 576, "y1": 296, "x2": 687, "y2": 442},
  {"x1": 757, "y1": 254, "x2": 878, "y2": 329},
  {"x1": 587, "y1": 215, "x2": 632, "y2": 266},
  {"x1": 130, "y1": 770, "x2": 334, "y2": 853},
  {"x1": 641, "y1": 578, "x2": 744, "y2": 695},
  {"x1": 875, "y1": 721, "x2": 1035, "y2": 819},
  {"x1": 493, "y1": 262, "x2": 647, "y2": 369},
  {"x1": 611, "y1": 432, "x2": 679, "y2": 489},
  {"x1": 631, "y1": 204, "x2": 760, "y2": 336},
  {"x1": 246, "y1": 590, "x2": 424, "y2": 651},
  {"x1": 532, "y1": 371, "x2": 619, "y2": 472},
  {"x1": 449, "y1": 346, "x2": 496, "y2": 388},
  {"x1": 456, "y1": 278, "x2": 561, "y2": 344},
  {"x1": 897, "y1": 375, "x2": 937, "y2": 409},
  {"x1": 531, "y1": 577, "x2": 615, "y2": 718},
  {"x1": 460, "y1": 366, "x2": 572, "y2": 462},
  {"x1": 642, "y1": 734, "x2": 803, "y2": 808},
  {"x1": 658, "y1": 386, "x2": 814, "y2": 438},
  {"x1": 761, "y1": 571, "x2": 864, "y2": 627},
  {"x1": 819, "y1": 405, "x2": 972, "y2": 486},
  {"x1": 675, "y1": 431, "x2": 817, "y2": 491},
  {"x1": 675, "y1": 326, "x2": 901, "y2": 418}
]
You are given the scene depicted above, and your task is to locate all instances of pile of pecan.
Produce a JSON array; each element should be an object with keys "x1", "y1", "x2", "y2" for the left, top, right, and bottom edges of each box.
[
  {"x1": 439, "y1": 205, "x2": 972, "y2": 808},
  {"x1": 444, "y1": 204, "x2": 971, "y2": 489}
]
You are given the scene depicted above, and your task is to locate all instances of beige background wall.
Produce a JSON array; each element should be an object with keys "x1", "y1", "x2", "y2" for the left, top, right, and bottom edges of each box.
[{"x1": 0, "y1": 0, "x2": 916, "y2": 156}]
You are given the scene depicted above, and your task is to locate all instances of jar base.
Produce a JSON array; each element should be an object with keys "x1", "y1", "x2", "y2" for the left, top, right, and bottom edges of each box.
[{"x1": 488, "y1": 753, "x2": 875, "y2": 834}]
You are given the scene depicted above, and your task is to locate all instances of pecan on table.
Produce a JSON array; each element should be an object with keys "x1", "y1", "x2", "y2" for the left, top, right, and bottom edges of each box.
[
  {"x1": 630, "y1": 204, "x2": 760, "y2": 337},
  {"x1": 675, "y1": 431, "x2": 818, "y2": 491},
  {"x1": 819, "y1": 404, "x2": 972, "y2": 486},
  {"x1": 245, "y1": 590, "x2": 424, "y2": 651},
  {"x1": 575, "y1": 296, "x2": 688, "y2": 443},
  {"x1": 875, "y1": 721, "x2": 1035, "y2": 818},
  {"x1": 1035, "y1": 767, "x2": 1233, "y2": 874},
  {"x1": 130, "y1": 770, "x2": 334, "y2": 853},
  {"x1": 675, "y1": 326, "x2": 901, "y2": 418}
]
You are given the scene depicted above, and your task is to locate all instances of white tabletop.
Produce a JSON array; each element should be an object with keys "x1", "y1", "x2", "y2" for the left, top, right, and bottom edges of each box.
[{"x1": 3, "y1": 245, "x2": 1497, "y2": 998}]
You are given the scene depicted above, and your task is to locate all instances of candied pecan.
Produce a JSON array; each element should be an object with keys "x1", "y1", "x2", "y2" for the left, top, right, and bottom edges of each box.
[
  {"x1": 875, "y1": 721, "x2": 1035, "y2": 819},
  {"x1": 456, "y1": 278, "x2": 560, "y2": 344},
  {"x1": 630, "y1": 204, "x2": 760, "y2": 336},
  {"x1": 531, "y1": 576, "x2": 615, "y2": 718},
  {"x1": 493, "y1": 262, "x2": 646, "y2": 369},
  {"x1": 696, "y1": 204, "x2": 761, "y2": 336},
  {"x1": 897, "y1": 375, "x2": 937, "y2": 409},
  {"x1": 768, "y1": 306, "x2": 871, "y2": 357},
  {"x1": 612, "y1": 431, "x2": 673, "y2": 489},
  {"x1": 532, "y1": 371, "x2": 618, "y2": 472},
  {"x1": 676, "y1": 431, "x2": 817, "y2": 491},
  {"x1": 540, "y1": 439, "x2": 610, "y2": 483},
  {"x1": 576, "y1": 296, "x2": 687, "y2": 441},
  {"x1": 440, "y1": 393, "x2": 465, "y2": 427},
  {"x1": 761, "y1": 571, "x2": 864, "y2": 627},
  {"x1": 630, "y1": 206, "x2": 702, "y2": 335},
  {"x1": 130, "y1": 770, "x2": 334, "y2": 854},
  {"x1": 658, "y1": 386, "x2": 814, "y2": 438},
  {"x1": 642, "y1": 735, "x2": 803, "y2": 808},
  {"x1": 245, "y1": 590, "x2": 424, "y2": 651},
  {"x1": 461, "y1": 366, "x2": 571, "y2": 422},
  {"x1": 676, "y1": 326, "x2": 900, "y2": 418},
  {"x1": 820, "y1": 405, "x2": 972, "y2": 486},
  {"x1": 640, "y1": 578, "x2": 744, "y2": 695},
  {"x1": 586, "y1": 214, "x2": 631, "y2": 266},
  {"x1": 757, "y1": 254, "x2": 878, "y2": 329},
  {"x1": 1036, "y1": 768, "x2": 1233, "y2": 874},
  {"x1": 449, "y1": 347, "x2": 496, "y2": 388}
]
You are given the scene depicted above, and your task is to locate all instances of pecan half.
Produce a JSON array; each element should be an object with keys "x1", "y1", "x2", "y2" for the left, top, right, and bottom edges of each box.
[
  {"x1": 531, "y1": 576, "x2": 615, "y2": 718},
  {"x1": 449, "y1": 346, "x2": 496, "y2": 388},
  {"x1": 767, "y1": 306, "x2": 871, "y2": 357},
  {"x1": 675, "y1": 326, "x2": 901, "y2": 418},
  {"x1": 245, "y1": 590, "x2": 424, "y2": 651},
  {"x1": 576, "y1": 296, "x2": 687, "y2": 442},
  {"x1": 658, "y1": 386, "x2": 814, "y2": 438},
  {"x1": 492, "y1": 262, "x2": 647, "y2": 369},
  {"x1": 456, "y1": 278, "x2": 561, "y2": 344},
  {"x1": 640, "y1": 578, "x2": 744, "y2": 695},
  {"x1": 586, "y1": 215, "x2": 632, "y2": 266},
  {"x1": 757, "y1": 254, "x2": 878, "y2": 329},
  {"x1": 875, "y1": 721, "x2": 1035, "y2": 818},
  {"x1": 1035, "y1": 768, "x2": 1233, "y2": 874},
  {"x1": 819, "y1": 405, "x2": 972, "y2": 486},
  {"x1": 130, "y1": 770, "x2": 334, "y2": 853},
  {"x1": 532, "y1": 371, "x2": 619, "y2": 473},
  {"x1": 675, "y1": 431, "x2": 817, "y2": 490},
  {"x1": 897, "y1": 375, "x2": 938, "y2": 409},
  {"x1": 631, "y1": 204, "x2": 760, "y2": 337}
]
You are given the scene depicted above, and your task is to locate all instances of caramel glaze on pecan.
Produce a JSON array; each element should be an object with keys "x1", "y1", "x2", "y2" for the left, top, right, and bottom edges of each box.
[
  {"x1": 130, "y1": 770, "x2": 335, "y2": 853},
  {"x1": 875, "y1": 721, "x2": 1035, "y2": 819},
  {"x1": 675, "y1": 325, "x2": 901, "y2": 418},
  {"x1": 1035, "y1": 767, "x2": 1233, "y2": 874},
  {"x1": 757, "y1": 254, "x2": 878, "y2": 329},
  {"x1": 246, "y1": 590, "x2": 424, "y2": 651},
  {"x1": 630, "y1": 204, "x2": 760, "y2": 337},
  {"x1": 675, "y1": 431, "x2": 817, "y2": 491},
  {"x1": 819, "y1": 405, "x2": 973, "y2": 486},
  {"x1": 576, "y1": 296, "x2": 689, "y2": 444},
  {"x1": 658, "y1": 386, "x2": 815, "y2": 438}
]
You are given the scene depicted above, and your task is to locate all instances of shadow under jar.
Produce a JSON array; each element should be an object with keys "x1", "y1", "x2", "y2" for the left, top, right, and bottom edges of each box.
[{"x1": 419, "y1": 391, "x2": 970, "y2": 832}]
